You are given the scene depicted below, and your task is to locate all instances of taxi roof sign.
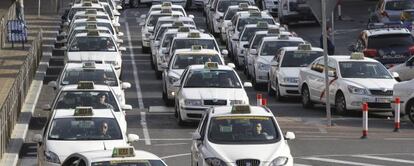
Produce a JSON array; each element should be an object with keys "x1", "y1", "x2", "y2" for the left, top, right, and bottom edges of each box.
[
  {"x1": 172, "y1": 14, "x2": 181, "y2": 18},
  {"x1": 85, "y1": 9, "x2": 97, "y2": 15},
  {"x1": 256, "y1": 21, "x2": 268, "y2": 28},
  {"x1": 82, "y1": 61, "x2": 96, "y2": 69},
  {"x1": 112, "y1": 147, "x2": 135, "y2": 158},
  {"x1": 172, "y1": 21, "x2": 184, "y2": 27},
  {"x1": 298, "y1": 44, "x2": 312, "y2": 51},
  {"x1": 204, "y1": 62, "x2": 219, "y2": 69},
  {"x1": 161, "y1": 2, "x2": 172, "y2": 7},
  {"x1": 267, "y1": 27, "x2": 280, "y2": 34},
  {"x1": 231, "y1": 104, "x2": 251, "y2": 114},
  {"x1": 161, "y1": 8, "x2": 172, "y2": 14},
  {"x1": 87, "y1": 16, "x2": 97, "y2": 21},
  {"x1": 238, "y1": 3, "x2": 249, "y2": 9},
  {"x1": 350, "y1": 52, "x2": 365, "y2": 60},
  {"x1": 87, "y1": 30, "x2": 100, "y2": 36},
  {"x1": 74, "y1": 107, "x2": 94, "y2": 116},
  {"x1": 249, "y1": 10, "x2": 261, "y2": 16},
  {"x1": 178, "y1": 26, "x2": 190, "y2": 32},
  {"x1": 191, "y1": 45, "x2": 203, "y2": 50},
  {"x1": 278, "y1": 34, "x2": 289, "y2": 39},
  {"x1": 188, "y1": 32, "x2": 200, "y2": 38},
  {"x1": 82, "y1": 2, "x2": 92, "y2": 7},
  {"x1": 86, "y1": 23, "x2": 98, "y2": 30},
  {"x1": 77, "y1": 81, "x2": 95, "y2": 89}
]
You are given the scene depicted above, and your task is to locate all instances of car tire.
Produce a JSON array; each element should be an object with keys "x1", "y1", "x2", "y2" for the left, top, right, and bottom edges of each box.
[
  {"x1": 275, "y1": 81, "x2": 284, "y2": 101},
  {"x1": 407, "y1": 100, "x2": 414, "y2": 124},
  {"x1": 176, "y1": 105, "x2": 186, "y2": 126},
  {"x1": 267, "y1": 80, "x2": 275, "y2": 96},
  {"x1": 156, "y1": 71, "x2": 162, "y2": 79},
  {"x1": 301, "y1": 85, "x2": 313, "y2": 108},
  {"x1": 335, "y1": 92, "x2": 347, "y2": 115},
  {"x1": 163, "y1": 84, "x2": 174, "y2": 106}
]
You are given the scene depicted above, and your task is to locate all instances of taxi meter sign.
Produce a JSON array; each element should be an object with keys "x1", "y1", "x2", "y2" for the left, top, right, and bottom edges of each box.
[
  {"x1": 162, "y1": 2, "x2": 172, "y2": 7},
  {"x1": 239, "y1": 3, "x2": 249, "y2": 9},
  {"x1": 298, "y1": 44, "x2": 312, "y2": 51},
  {"x1": 85, "y1": 9, "x2": 97, "y2": 15},
  {"x1": 256, "y1": 21, "x2": 268, "y2": 28},
  {"x1": 268, "y1": 27, "x2": 280, "y2": 34},
  {"x1": 161, "y1": 8, "x2": 173, "y2": 14},
  {"x1": 82, "y1": 61, "x2": 96, "y2": 69},
  {"x1": 86, "y1": 24, "x2": 98, "y2": 30},
  {"x1": 112, "y1": 147, "x2": 135, "y2": 157},
  {"x1": 77, "y1": 81, "x2": 95, "y2": 89},
  {"x1": 178, "y1": 26, "x2": 190, "y2": 32},
  {"x1": 204, "y1": 62, "x2": 219, "y2": 69},
  {"x1": 191, "y1": 45, "x2": 203, "y2": 50},
  {"x1": 74, "y1": 107, "x2": 94, "y2": 116},
  {"x1": 87, "y1": 30, "x2": 100, "y2": 36},
  {"x1": 188, "y1": 32, "x2": 200, "y2": 38},
  {"x1": 249, "y1": 10, "x2": 261, "y2": 17},
  {"x1": 172, "y1": 21, "x2": 184, "y2": 27},
  {"x1": 87, "y1": 16, "x2": 97, "y2": 22},
  {"x1": 231, "y1": 104, "x2": 251, "y2": 114},
  {"x1": 350, "y1": 52, "x2": 365, "y2": 60}
]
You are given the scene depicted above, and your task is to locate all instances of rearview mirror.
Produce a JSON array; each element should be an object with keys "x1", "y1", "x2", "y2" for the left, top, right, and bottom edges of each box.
[
  {"x1": 48, "y1": 81, "x2": 57, "y2": 88},
  {"x1": 192, "y1": 132, "x2": 202, "y2": 140},
  {"x1": 127, "y1": 134, "x2": 139, "y2": 143},
  {"x1": 119, "y1": 47, "x2": 127, "y2": 51},
  {"x1": 42, "y1": 104, "x2": 51, "y2": 111},
  {"x1": 122, "y1": 82, "x2": 131, "y2": 89},
  {"x1": 32, "y1": 134, "x2": 43, "y2": 143},
  {"x1": 243, "y1": 82, "x2": 253, "y2": 87},
  {"x1": 122, "y1": 105, "x2": 133, "y2": 110},
  {"x1": 285, "y1": 131, "x2": 295, "y2": 140}
]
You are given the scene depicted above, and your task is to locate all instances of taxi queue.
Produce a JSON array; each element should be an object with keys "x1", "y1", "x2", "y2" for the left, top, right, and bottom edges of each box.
[{"x1": 37, "y1": 0, "x2": 414, "y2": 165}]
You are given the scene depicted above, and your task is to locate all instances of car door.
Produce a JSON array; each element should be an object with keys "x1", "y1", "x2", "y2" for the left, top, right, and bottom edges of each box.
[
  {"x1": 308, "y1": 58, "x2": 325, "y2": 101},
  {"x1": 192, "y1": 112, "x2": 209, "y2": 165},
  {"x1": 398, "y1": 56, "x2": 414, "y2": 81}
]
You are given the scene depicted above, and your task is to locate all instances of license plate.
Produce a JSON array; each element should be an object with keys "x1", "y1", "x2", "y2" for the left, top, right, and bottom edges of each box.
[{"x1": 376, "y1": 98, "x2": 391, "y2": 103}]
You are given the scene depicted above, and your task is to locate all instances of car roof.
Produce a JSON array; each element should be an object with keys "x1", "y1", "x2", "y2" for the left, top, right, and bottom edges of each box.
[
  {"x1": 148, "y1": 10, "x2": 185, "y2": 16},
  {"x1": 157, "y1": 16, "x2": 194, "y2": 22},
  {"x1": 73, "y1": 18, "x2": 112, "y2": 24},
  {"x1": 262, "y1": 36, "x2": 304, "y2": 42},
  {"x1": 282, "y1": 46, "x2": 324, "y2": 52},
  {"x1": 188, "y1": 64, "x2": 233, "y2": 70},
  {"x1": 328, "y1": 55, "x2": 380, "y2": 63},
  {"x1": 60, "y1": 84, "x2": 112, "y2": 91},
  {"x1": 75, "y1": 31, "x2": 113, "y2": 37},
  {"x1": 364, "y1": 28, "x2": 411, "y2": 36},
  {"x1": 174, "y1": 32, "x2": 214, "y2": 39},
  {"x1": 65, "y1": 63, "x2": 114, "y2": 70},
  {"x1": 53, "y1": 108, "x2": 115, "y2": 118},
  {"x1": 174, "y1": 48, "x2": 220, "y2": 55},
  {"x1": 76, "y1": 149, "x2": 162, "y2": 162},
  {"x1": 209, "y1": 106, "x2": 274, "y2": 117}
]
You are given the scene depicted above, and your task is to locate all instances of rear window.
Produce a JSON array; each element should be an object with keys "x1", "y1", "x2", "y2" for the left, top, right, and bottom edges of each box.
[
  {"x1": 385, "y1": 0, "x2": 414, "y2": 10},
  {"x1": 367, "y1": 34, "x2": 414, "y2": 49}
]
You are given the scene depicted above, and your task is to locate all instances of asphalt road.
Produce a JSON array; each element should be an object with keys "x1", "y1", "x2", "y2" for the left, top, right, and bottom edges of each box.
[{"x1": 18, "y1": 1, "x2": 414, "y2": 166}]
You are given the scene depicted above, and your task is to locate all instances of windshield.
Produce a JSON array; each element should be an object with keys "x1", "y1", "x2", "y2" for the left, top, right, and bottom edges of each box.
[
  {"x1": 92, "y1": 160, "x2": 166, "y2": 166},
  {"x1": 74, "y1": 15, "x2": 109, "y2": 21},
  {"x1": 339, "y1": 62, "x2": 393, "y2": 79},
  {"x1": 250, "y1": 34, "x2": 266, "y2": 49},
  {"x1": 237, "y1": 18, "x2": 275, "y2": 31},
  {"x1": 55, "y1": 91, "x2": 120, "y2": 111},
  {"x1": 224, "y1": 9, "x2": 238, "y2": 20},
  {"x1": 61, "y1": 69, "x2": 118, "y2": 86},
  {"x1": 48, "y1": 118, "x2": 122, "y2": 140},
  {"x1": 72, "y1": 22, "x2": 114, "y2": 34},
  {"x1": 281, "y1": 51, "x2": 323, "y2": 67},
  {"x1": 68, "y1": 8, "x2": 105, "y2": 21},
  {"x1": 208, "y1": 116, "x2": 279, "y2": 144},
  {"x1": 367, "y1": 34, "x2": 414, "y2": 49},
  {"x1": 69, "y1": 36, "x2": 117, "y2": 52},
  {"x1": 148, "y1": 14, "x2": 172, "y2": 27},
  {"x1": 218, "y1": 1, "x2": 250, "y2": 12},
  {"x1": 241, "y1": 27, "x2": 267, "y2": 41},
  {"x1": 261, "y1": 41, "x2": 303, "y2": 56},
  {"x1": 385, "y1": 0, "x2": 414, "y2": 10},
  {"x1": 172, "y1": 54, "x2": 223, "y2": 69},
  {"x1": 172, "y1": 39, "x2": 218, "y2": 51},
  {"x1": 184, "y1": 70, "x2": 242, "y2": 88},
  {"x1": 162, "y1": 33, "x2": 175, "y2": 47}
]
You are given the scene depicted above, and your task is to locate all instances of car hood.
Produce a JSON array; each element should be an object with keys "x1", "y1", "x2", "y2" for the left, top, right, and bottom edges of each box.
[
  {"x1": 205, "y1": 141, "x2": 288, "y2": 163},
  {"x1": 182, "y1": 88, "x2": 248, "y2": 102},
  {"x1": 342, "y1": 78, "x2": 397, "y2": 90},
  {"x1": 279, "y1": 67, "x2": 301, "y2": 78},
  {"x1": 47, "y1": 140, "x2": 127, "y2": 163},
  {"x1": 67, "y1": 52, "x2": 119, "y2": 62}
]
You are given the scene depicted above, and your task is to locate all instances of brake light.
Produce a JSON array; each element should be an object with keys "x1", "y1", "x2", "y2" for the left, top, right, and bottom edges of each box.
[
  {"x1": 363, "y1": 49, "x2": 377, "y2": 57},
  {"x1": 409, "y1": 45, "x2": 414, "y2": 55}
]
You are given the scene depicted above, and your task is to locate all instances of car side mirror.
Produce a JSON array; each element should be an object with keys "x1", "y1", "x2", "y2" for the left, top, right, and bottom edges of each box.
[
  {"x1": 42, "y1": 104, "x2": 51, "y2": 111},
  {"x1": 140, "y1": 14, "x2": 146, "y2": 19},
  {"x1": 118, "y1": 32, "x2": 124, "y2": 37},
  {"x1": 198, "y1": 29, "x2": 205, "y2": 33},
  {"x1": 392, "y1": 72, "x2": 401, "y2": 82},
  {"x1": 227, "y1": 63, "x2": 235, "y2": 68},
  {"x1": 285, "y1": 131, "x2": 295, "y2": 140},
  {"x1": 189, "y1": 14, "x2": 195, "y2": 19},
  {"x1": 122, "y1": 105, "x2": 133, "y2": 111},
  {"x1": 328, "y1": 70, "x2": 336, "y2": 77},
  {"x1": 243, "y1": 82, "x2": 253, "y2": 88},
  {"x1": 192, "y1": 132, "x2": 202, "y2": 140},
  {"x1": 122, "y1": 82, "x2": 132, "y2": 89},
  {"x1": 161, "y1": 63, "x2": 168, "y2": 69},
  {"x1": 162, "y1": 48, "x2": 169, "y2": 54},
  {"x1": 348, "y1": 44, "x2": 356, "y2": 52},
  {"x1": 221, "y1": 49, "x2": 228, "y2": 56},
  {"x1": 250, "y1": 49, "x2": 257, "y2": 55},
  {"x1": 48, "y1": 81, "x2": 57, "y2": 89},
  {"x1": 232, "y1": 35, "x2": 239, "y2": 41},
  {"x1": 116, "y1": 5, "x2": 123, "y2": 10},
  {"x1": 149, "y1": 36, "x2": 155, "y2": 40},
  {"x1": 61, "y1": 46, "x2": 67, "y2": 50},
  {"x1": 127, "y1": 134, "x2": 139, "y2": 143},
  {"x1": 116, "y1": 39, "x2": 124, "y2": 44},
  {"x1": 271, "y1": 61, "x2": 279, "y2": 67},
  {"x1": 63, "y1": 22, "x2": 69, "y2": 26},
  {"x1": 32, "y1": 134, "x2": 43, "y2": 143},
  {"x1": 139, "y1": 22, "x2": 145, "y2": 26},
  {"x1": 210, "y1": 8, "x2": 214, "y2": 11},
  {"x1": 119, "y1": 47, "x2": 127, "y2": 52},
  {"x1": 113, "y1": 22, "x2": 121, "y2": 27}
]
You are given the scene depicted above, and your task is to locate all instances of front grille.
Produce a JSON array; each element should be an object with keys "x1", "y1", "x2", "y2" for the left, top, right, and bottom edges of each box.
[
  {"x1": 204, "y1": 100, "x2": 227, "y2": 106},
  {"x1": 187, "y1": 113, "x2": 202, "y2": 118},
  {"x1": 236, "y1": 159, "x2": 260, "y2": 166},
  {"x1": 367, "y1": 103, "x2": 392, "y2": 109},
  {"x1": 370, "y1": 90, "x2": 393, "y2": 96},
  {"x1": 286, "y1": 90, "x2": 299, "y2": 94}
]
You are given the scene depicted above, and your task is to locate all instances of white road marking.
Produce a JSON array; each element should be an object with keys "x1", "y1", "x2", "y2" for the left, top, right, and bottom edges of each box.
[
  {"x1": 140, "y1": 112, "x2": 151, "y2": 145},
  {"x1": 149, "y1": 106, "x2": 175, "y2": 113},
  {"x1": 161, "y1": 153, "x2": 191, "y2": 159},
  {"x1": 125, "y1": 22, "x2": 144, "y2": 109},
  {"x1": 302, "y1": 157, "x2": 383, "y2": 166},
  {"x1": 153, "y1": 143, "x2": 188, "y2": 146},
  {"x1": 353, "y1": 155, "x2": 414, "y2": 164}
]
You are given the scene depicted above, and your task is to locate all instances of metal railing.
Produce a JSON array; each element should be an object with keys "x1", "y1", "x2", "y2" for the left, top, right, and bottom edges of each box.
[
  {"x1": 0, "y1": 30, "x2": 42, "y2": 159},
  {"x1": 0, "y1": 2, "x2": 17, "y2": 49}
]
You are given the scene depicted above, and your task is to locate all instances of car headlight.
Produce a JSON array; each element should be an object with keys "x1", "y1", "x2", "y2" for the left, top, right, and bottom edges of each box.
[
  {"x1": 282, "y1": 77, "x2": 299, "y2": 84},
  {"x1": 168, "y1": 75, "x2": 180, "y2": 84},
  {"x1": 348, "y1": 85, "x2": 367, "y2": 95},
  {"x1": 45, "y1": 151, "x2": 60, "y2": 164},
  {"x1": 269, "y1": 156, "x2": 288, "y2": 166},
  {"x1": 258, "y1": 62, "x2": 270, "y2": 71},
  {"x1": 184, "y1": 99, "x2": 202, "y2": 106},
  {"x1": 230, "y1": 100, "x2": 245, "y2": 105},
  {"x1": 205, "y1": 158, "x2": 227, "y2": 166},
  {"x1": 105, "y1": 61, "x2": 120, "y2": 67}
]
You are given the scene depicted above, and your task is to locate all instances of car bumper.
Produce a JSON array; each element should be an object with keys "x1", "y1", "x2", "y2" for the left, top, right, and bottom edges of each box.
[
  {"x1": 345, "y1": 94, "x2": 393, "y2": 111},
  {"x1": 279, "y1": 84, "x2": 300, "y2": 97},
  {"x1": 180, "y1": 106, "x2": 208, "y2": 121},
  {"x1": 255, "y1": 71, "x2": 269, "y2": 83},
  {"x1": 142, "y1": 39, "x2": 150, "y2": 47}
]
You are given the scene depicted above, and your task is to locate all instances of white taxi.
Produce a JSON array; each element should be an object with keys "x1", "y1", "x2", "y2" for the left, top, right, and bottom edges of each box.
[
  {"x1": 140, "y1": 8, "x2": 185, "y2": 53},
  {"x1": 191, "y1": 105, "x2": 295, "y2": 166},
  {"x1": 64, "y1": 30, "x2": 126, "y2": 76},
  {"x1": 388, "y1": 55, "x2": 414, "y2": 81},
  {"x1": 219, "y1": 4, "x2": 260, "y2": 42},
  {"x1": 269, "y1": 44, "x2": 323, "y2": 100},
  {"x1": 393, "y1": 78, "x2": 414, "y2": 122},
  {"x1": 43, "y1": 81, "x2": 132, "y2": 132},
  {"x1": 249, "y1": 35, "x2": 305, "y2": 88},
  {"x1": 146, "y1": 2, "x2": 187, "y2": 16},
  {"x1": 162, "y1": 46, "x2": 226, "y2": 105},
  {"x1": 48, "y1": 62, "x2": 131, "y2": 104},
  {"x1": 33, "y1": 107, "x2": 139, "y2": 166},
  {"x1": 298, "y1": 53, "x2": 399, "y2": 114},
  {"x1": 61, "y1": 146, "x2": 167, "y2": 166},
  {"x1": 174, "y1": 63, "x2": 252, "y2": 125}
]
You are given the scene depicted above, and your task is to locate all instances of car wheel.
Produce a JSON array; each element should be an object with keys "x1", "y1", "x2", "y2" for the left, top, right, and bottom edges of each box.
[
  {"x1": 335, "y1": 92, "x2": 347, "y2": 115},
  {"x1": 275, "y1": 81, "x2": 284, "y2": 101},
  {"x1": 267, "y1": 80, "x2": 275, "y2": 96},
  {"x1": 130, "y1": 0, "x2": 139, "y2": 8},
  {"x1": 301, "y1": 85, "x2": 313, "y2": 108},
  {"x1": 163, "y1": 85, "x2": 174, "y2": 106},
  {"x1": 407, "y1": 100, "x2": 414, "y2": 124},
  {"x1": 155, "y1": 70, "x2": 162, "y2": 79},
  {"x1": 176, "y1": 106, "x2": 186, "y2": 126}
]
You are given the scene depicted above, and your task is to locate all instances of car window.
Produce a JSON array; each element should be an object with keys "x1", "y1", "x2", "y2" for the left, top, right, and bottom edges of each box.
[
  {"x1": 281, "y1": 51, "x2": 323, "y2": 67},
  {"x1": 172, "y1": 39, "x2": 218, "y2": 51},
  {"x1": 217, "y1": 1, "x2": 251, "y2": 12},
  {"x1": 367, "y1": 34, "x2": 414, "y2": 49},
  {"x1": 385, "y1": 0, "x2": 414, "y2": 10},
  {"x1": 54, "y1": 91, "x2": 120, "y2": 111},
  {"x1": 208, "y1": 116, "x2": 280, "y2": 144},
  {"x1": 171, "y1": 54, "x2": 223, "y2": 69},
  {"x1": 61, "y1": 69, "x2": 118, "y2": 86},
  {"x1": 260, "y1": 40, "x2": 303, "y2": 56},
  {"x1": 339, "y1": 62, "x2": 393, "y2": 79},
  {"x1": 184, "y1": 70, "x2": 242, "y2": 88},
  {"x1": 237, "y1": 17, "x2": 275, "y2": 31},
  {"x1": 69, "y1": 36, "x2": 116, "y2": 52},
  {"x1": 91, "y1": 160, "x2": 166, "y2": 166}
]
